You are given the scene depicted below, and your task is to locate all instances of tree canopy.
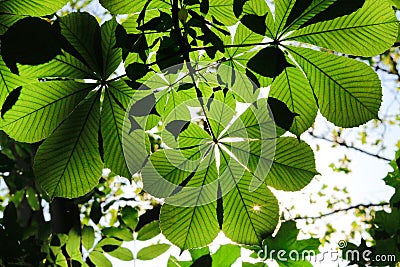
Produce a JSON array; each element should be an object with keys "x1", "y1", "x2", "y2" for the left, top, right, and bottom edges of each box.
[{"x1": 0, "y1": 0, "x2": 399, "y2": 266}]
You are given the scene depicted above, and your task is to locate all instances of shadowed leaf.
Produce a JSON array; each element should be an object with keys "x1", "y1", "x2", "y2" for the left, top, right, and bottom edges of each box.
[
  {"x1": 247, "y1": 47, "x2": 293, "y2": 78},
  {"x1": 1, "y1": 86, "x2": 21, "y2": 119},
  {"x1": 268, "y1": 97, "x2": 299, "y2": 131},
  {"x1": 1, "y1": 18, "x2": 62, "y2": 74}
]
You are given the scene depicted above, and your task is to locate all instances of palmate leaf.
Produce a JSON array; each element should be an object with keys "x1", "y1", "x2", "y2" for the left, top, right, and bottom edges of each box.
[
  {"x1": 241, "y1": 0, "x2": 396, "y2": 135},
  {"x1": 134, "y1": 93, "x2": 316, "y2": 249},
  {"x1": 0, "y1": 12, "x2": 131, "y2": 198}
]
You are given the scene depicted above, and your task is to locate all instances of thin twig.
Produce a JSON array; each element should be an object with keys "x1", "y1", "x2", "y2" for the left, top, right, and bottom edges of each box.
[
  {"x1": 307, "y1": 130, "x2": 392, "y2": 162},
  {"x1": 286, "y1": 202, "x2": 389, "y2": 221}
]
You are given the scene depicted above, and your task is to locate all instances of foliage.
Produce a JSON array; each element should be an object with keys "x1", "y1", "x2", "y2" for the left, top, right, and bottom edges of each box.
[{"x1": 0, "y1": 0, "x2": 399, "y2": 266}]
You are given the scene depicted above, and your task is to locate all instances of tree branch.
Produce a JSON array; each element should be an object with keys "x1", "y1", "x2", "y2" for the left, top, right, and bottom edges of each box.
[
  {"x1": 307, "y1": 130, "x2": 392, "y2": 162},
  {"x1": 286, "y1": 202, "x2": 389, "y2": 221}
]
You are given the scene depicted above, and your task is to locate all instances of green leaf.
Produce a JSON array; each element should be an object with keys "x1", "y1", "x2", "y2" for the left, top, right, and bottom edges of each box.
[
  {"x1": 242, "y1": 263, "x2": 266, "y2": 267},
  {"x1": 26, "y1": 187, "x2": 40, "y2": 211},
  {"x1": 82, "y1": 226, "x2": 95, "y2": 250},
  {"x1": 274, "y1": 0, "x2": 297, "y2": 36},
  {"x1": 101, "y1": 18, "x2": 122, "y2": 79},
  {"x1": 58, "y1": 12, "x2": 103, "y2": 78},
  {"x1": 0, "y1": 0, "x2": 67, "y2": 16},
  {"x1": 212, "y1": 244, "x2": 241, "y2": 267},
  {"x1": 220, "y1": 156, "x2": 279, "y2": 245},
  {"x1": 287, "y1": 46, "x2": 382, "y2": 127},
  {"x1": 0, "y1": 81, "x2": 96, "y2": 143},
  {"x1": 34, "y1": 93, "x2": 103, "y2": 198},
  {"x1": 101, "y1": 81, "x2": 134, "y2": 178},
  {"x1": 66, "y1": 229, "x2": 81, "y2": 259},
  {"x1": 168, "y1": 255, "x2": 193, "y2": 267},
  {"x1": 137, "y1": 221, "x2": 161, "y2": 241},
  {"x1": 262, "y1": 221, "x2": 320, "y2": 264},
  {"x1": 266, "y1": 137, "x2": 318, "y2": 191},
  {"x1": 102, "y1": 227, "x2": 134, "y2": 241},
  {"x1": 156, "y1": 148, "x2": 220, "y2": 249},
  {"x1": 0, "y1": 58, "x2": 30, "y2": 108},
  {"x1": 107, "y1": 247, "x2": 134, "y2": 261},
  {"x1": 229, "y1": 23, "x2": 264, "y2": 56},
  {"x1": 99, "y1": 0, "x2": 170, "y2": 15},
  {"x1": 270, "y1": 66, "x2": 318, "y2": 136},
  {"x1": 207, "y1": 0, "x2": 238, "y2": 26},
  {"x1": 18, "y1": 50, "x2": 96, "y2": 80},
  {"x1": 89, "y1": 250, "x2": 112, "y2": 267},
  {"x1": 296, "y1": 0, "x2": 365, "y2": 29},
  {"x1": 136, "y1": 244, "x2": 171, "y2": 260},
  {"x1": 286, "y1": 0, "x2": 398, "y2": 56},
  {"x1": 190, "y1": 247, "x2": 210, "y2": 261}
]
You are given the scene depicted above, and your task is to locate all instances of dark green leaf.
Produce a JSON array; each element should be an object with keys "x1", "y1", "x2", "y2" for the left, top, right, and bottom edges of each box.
[
  {"x1": 267, "y1": 97, "x2": 299, "y2": 131},
  {"x1": 301, "y1": 0, "x2": 365, "y2": 28},
  {"x1": 135, "y1": 205, "x2": 161, "y2": 231},
  {"x1": 165, "y1": 120, "x2": 191, "y2": 140},
  {"x1": 284, "y1": 0, "x2": 312, "y2": 29},
  {"x1": 200, "y1": 0, "x2": 210, "y2": 14},
  {"x1": 241, "y1": 14, "x2": 267, "y2": 36},
  {"x1": 190, "y1": 247, "x2": 210, "y2": 261},
  {"x1": 90, "y1": 201, "x2": 102, "y2": 224},
  {"x1": 126, "y1": 63, "x2": 149, "y2": 81},
  {"x1": 191, "y1": 254, "x2": 212, "y2": 267},
  {"x1": 137, "y1": 11, "x2": 172, "y2": 32},
  {"x1": 233, "y1": 0, "x2": 249, "y2": 17},
  {"x1": 177, "y1": 83, "x2": 195, "y2": 92},
  {"x1": 0, "y1": 86, "x2": 21, "y2": 119},
  {"x1": 121, "y1": 206, "x2": 138, "y2": 230},
  {"x1": 0, "y1": 153, "x2": 13, "y2": 172},
  {"x1": 1, "y1": 17, "x2": 62, "y2": 74},
  {"x1": 247, "y1": 47, "x2": 293, "y2": 78},
  {"x1": 129, "y1": 93, "x2": 159, "y2": 116},
  {"x1": 102, "y1": 245, "x2": 119, "y2": 252},
  {"x1": 156, "y1": 37, "x2": 184, "y2": 71}
]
